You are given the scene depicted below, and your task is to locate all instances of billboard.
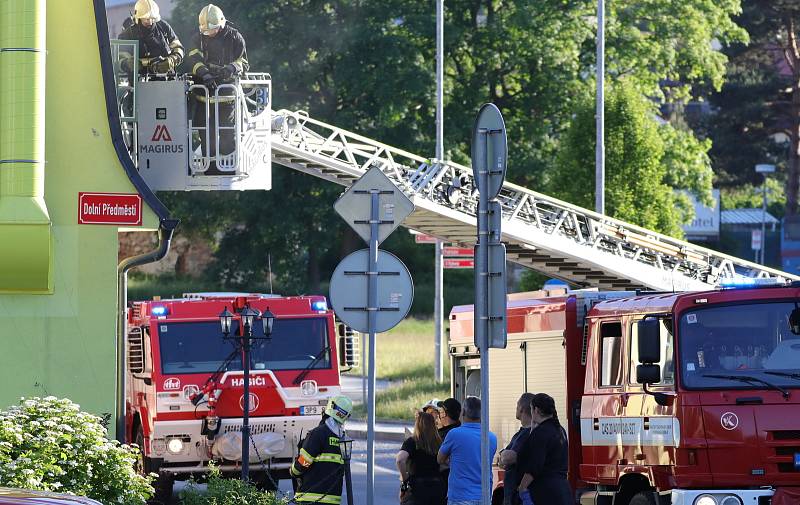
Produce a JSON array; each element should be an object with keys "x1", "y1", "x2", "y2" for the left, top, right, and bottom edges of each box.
[{"x1": 682, "y1": 189, "x2": 720, "y2": 240}]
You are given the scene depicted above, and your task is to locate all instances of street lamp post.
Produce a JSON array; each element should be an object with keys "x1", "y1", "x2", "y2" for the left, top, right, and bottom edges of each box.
[
  {"x1": 339, "y1": 435, "x2": 354, "y2": 505},
  {"x1": 219, "y1": 305, "x2": 275, "y2": 482},
  {"x1": 756, "y1": 164, "x2": 775, "y2": 265}
]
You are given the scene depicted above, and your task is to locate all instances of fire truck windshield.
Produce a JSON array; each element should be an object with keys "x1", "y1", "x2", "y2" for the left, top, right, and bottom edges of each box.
[
  {"x1": 157, "y1": 317, "x2": 331, "y2": 374},
  {"x1": 679, "y1": 301, "x2": 800, "y2": 390}
]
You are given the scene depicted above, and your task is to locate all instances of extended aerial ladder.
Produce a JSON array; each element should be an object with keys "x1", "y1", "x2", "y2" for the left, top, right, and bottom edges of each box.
[
  {"x1": 268, "y1": 110, "x2": 799, "y2": 291},
  {"x1": 114, "y1": 56, "x2": 799, "y2": 291}
]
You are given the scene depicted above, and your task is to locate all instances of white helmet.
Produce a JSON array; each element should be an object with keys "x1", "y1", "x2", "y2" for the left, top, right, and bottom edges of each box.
[
  {"x1": 133, "y1": 0, "x2": 161, "y2": 23},
  {"x1": 199, "y1": 4, "x2": 226, "y2": 35}
]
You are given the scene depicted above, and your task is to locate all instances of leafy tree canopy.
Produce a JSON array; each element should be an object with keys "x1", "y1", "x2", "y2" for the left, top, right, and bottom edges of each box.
[{"x1": 547, "y1": 80, "x2": 713, "y2": 237}]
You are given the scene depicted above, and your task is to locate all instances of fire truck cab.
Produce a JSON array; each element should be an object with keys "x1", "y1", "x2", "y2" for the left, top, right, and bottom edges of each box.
[
  {"x1": 125, "y1": 292, "x2": 358, "y2": 493},
  {"x1": 449, "y1": 283, "x2": 800, "y2": 505}
]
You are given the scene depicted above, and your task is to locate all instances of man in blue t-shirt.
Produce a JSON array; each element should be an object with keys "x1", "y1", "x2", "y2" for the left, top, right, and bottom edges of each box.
[{"x1": 437, "y1": 396, "x2": 498, "y2": 505}]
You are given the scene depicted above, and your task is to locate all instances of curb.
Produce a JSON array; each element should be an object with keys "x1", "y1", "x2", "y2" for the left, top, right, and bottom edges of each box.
[{"x1": 347, "y1": 427, "x2": 408, "y2": 443}]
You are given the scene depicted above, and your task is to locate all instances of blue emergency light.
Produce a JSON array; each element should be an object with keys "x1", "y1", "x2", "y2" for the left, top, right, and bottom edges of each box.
[
  {"x1": 312, "y1": 300, "x2": 327, "y2": 311},
  {"x1": 151, "y1": 305, "x2": 169, "y2": 316},
  {"x1": 794, "y1": 452, "x2": 800, "y2": 470},
  {"x1": 719, "y1": 277, "x2": 783, "y2": 289}
]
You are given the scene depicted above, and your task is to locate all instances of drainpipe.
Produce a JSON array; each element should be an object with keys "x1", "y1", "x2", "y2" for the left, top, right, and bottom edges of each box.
[
  {"x1": 116, "y1": 219, "x2": 179, "y2": 442},
  {"x1": 0, "y1": 0, "x2": 53, "y2": 293}
]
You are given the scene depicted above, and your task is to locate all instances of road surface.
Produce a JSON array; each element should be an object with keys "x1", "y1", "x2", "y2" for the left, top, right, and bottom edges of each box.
[{"x1": 174, "y1": 439, "x2": 401, "y2": 504}]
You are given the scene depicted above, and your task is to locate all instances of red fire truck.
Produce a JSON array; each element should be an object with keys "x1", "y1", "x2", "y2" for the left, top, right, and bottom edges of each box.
[
  {"x1": 449, "y1": 284, "x2": 800, "y2": 505},
  {"x1": 124, "y1": 292, "x2": 358, "y2": 495}
]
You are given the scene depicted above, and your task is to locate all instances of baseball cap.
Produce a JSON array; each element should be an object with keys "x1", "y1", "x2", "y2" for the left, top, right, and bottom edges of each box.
[
  {"x1": 421, "y1": 398, "x2": 441, "y2": 411},
  {"x1": 437, "y1": 398, "x2": 461, "y2": 420}
]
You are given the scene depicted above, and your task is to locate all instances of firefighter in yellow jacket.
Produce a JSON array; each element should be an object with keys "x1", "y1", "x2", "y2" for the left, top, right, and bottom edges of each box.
[{"x1": 290, "y1": 396, "x2": 352, "y2": 504}]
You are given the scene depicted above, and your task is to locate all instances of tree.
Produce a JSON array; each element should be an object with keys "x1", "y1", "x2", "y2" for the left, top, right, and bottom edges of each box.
[
  {"x1": 548, "y1": 80, "x2": 713, "y2": 237},
  {"x1": 164, "y1": 0, "x2": 745, "y2": 299},
  {"x1": 702, "y1": 0, "x2": 800, "y2": 217}
]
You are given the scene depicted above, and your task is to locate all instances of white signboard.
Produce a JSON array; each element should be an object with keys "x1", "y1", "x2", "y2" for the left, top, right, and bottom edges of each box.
[
  {"x1": 682, "y1": 189, "x2": 720, "y2": 240},
  {"x1": 752, "y1": 229, "x2": 762, "y2": 251}
]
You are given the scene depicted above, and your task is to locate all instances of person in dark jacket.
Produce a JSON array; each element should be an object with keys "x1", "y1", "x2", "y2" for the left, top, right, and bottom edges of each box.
[
  {"x1": 499, "y1": 393, "x2": 536, "y2": 505},
  {"x1": 290, "y1": 395, "x2": 352, "y2": 504},
  {"x1": 396, "y1": 411, "x2": 446, "y2": 505},
  {"x1": 118, "y1": 0, "x2": 184, "y2": 75},
  {"x1": 517, "y1": 393, "x2": 572, "y2": 505},
  {"x1": 186, "y1": 4, "x2": 249, "y2": 173}
]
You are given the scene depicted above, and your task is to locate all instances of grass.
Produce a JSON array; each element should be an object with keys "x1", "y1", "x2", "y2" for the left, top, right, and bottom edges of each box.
[{"x1": 350, "y1": 318, "x2": 451, "y2": 421}]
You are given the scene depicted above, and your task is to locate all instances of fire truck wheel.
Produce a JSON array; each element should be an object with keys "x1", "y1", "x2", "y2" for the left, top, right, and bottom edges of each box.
[
  {"x1": 135, "y1": 426, "x2": 160, "y2": 475},
  {"x1": 628, "y1": 491, "x2": 657, "y2": 505},
  {"x1": 152, "y1": 471, "x2": 176, "y2": 505}
]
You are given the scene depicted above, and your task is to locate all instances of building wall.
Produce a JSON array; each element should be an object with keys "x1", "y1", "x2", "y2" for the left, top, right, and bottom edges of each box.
[{"x1": 0, "y1": 0, "x2": 161, "y2": 435}]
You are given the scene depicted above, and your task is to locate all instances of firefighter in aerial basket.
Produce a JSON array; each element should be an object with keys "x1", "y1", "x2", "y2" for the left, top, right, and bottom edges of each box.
[
  {"x1": 118, "y1": 0, "x2": 184, "y2": 76},
  {"x1": 290, "y1": 395, "x2": 353, "y2": 504},
  {"x1": 186, "y1": 3, "x2": 249, "y2": 174}
]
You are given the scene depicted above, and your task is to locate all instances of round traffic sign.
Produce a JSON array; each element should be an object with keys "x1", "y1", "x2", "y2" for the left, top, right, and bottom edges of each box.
[
  {"x1": 329, "y1": 249, "x2": 414, "y2": 333},
  {"x1": 471, "y1": 103, "x2": 508, "y2": 200}
]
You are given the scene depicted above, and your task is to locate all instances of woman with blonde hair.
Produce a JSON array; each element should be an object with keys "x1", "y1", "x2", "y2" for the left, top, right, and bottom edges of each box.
[{"x1": 396, "y1": 411, "x2": 446, "y2": 505}]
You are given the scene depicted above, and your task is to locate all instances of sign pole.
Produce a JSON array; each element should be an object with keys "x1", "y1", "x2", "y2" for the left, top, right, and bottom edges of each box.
[
  {"x1": 472, "y1": 125, "x2": 490, "y2": 505},
  {"x1": 331, "y1": 166, "x2": 416, "y2": 505},
  {"x1": 366, "y1": 190, "x2": 379, "y2": 505},
  {"x1": 434, "y1": 239, "x2": 444, "y2": 382},
  {"x1": 472, "y1": 104, "x2": 508, "y2": 505},
  {"x1": 434, "y1": 0, "x2": 445, "y2": 384},
  {"x1": 596, "y1": 0, "x2": 605, "y2": 215}
]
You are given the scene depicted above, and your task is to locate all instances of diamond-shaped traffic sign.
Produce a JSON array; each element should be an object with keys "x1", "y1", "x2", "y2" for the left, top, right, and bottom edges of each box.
[{"x1": 334, "y1": 166, "x2": 415, "y2": 246}]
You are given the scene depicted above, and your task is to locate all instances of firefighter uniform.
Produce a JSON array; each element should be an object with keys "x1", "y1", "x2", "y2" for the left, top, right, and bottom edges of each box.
[
  {"x1": 186, "y1": 4, "x2": 249, "y2": 172},
  {"x1": 118, "y1": 0, "x2": 184, "y2": 75},
  {"x1": 290, "y1": 396, "x2": 352, "y2": 504}
]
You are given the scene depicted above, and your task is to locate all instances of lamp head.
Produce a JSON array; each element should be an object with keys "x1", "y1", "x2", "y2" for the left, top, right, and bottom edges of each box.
[
  {"x1": 219, "y1": 307, "x2": 234, "y2": 336},
  {"x1": 241, "y1": 306, "x2": 260, "y2": 329},
  {"x1": 262, "y1": 308, "x2": 275, "y2": 337}
]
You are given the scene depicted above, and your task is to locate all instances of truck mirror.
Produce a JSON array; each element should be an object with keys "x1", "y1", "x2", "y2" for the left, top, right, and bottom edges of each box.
[
  {"x1": 636, "y1": 364, "x2": 661, "y2": 384},
  {"x1": 637, "y1": 318, "x2": 661, "y2": 363}
]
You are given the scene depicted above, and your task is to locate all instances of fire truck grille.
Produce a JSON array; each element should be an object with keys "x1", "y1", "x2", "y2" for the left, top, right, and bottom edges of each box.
[
  {"x1": 768, "y1": 430, "x2": 800, "y2": 473},
  {"x1": 772, "y1": 430, "x2": 800, "y2": 440},
  {"x1": 223, "y1": 423, "x2": 286, "y2": 435}
]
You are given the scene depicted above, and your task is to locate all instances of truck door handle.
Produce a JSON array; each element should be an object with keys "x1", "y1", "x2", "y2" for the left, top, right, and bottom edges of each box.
[{"x1": 593, "y1": 418, "x2": 600, "y2": 430}]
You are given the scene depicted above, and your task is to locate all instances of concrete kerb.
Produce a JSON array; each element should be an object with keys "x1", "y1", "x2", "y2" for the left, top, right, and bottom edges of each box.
[{"x1": 346, "y1": 420, "x2": 411, "y2": 443}]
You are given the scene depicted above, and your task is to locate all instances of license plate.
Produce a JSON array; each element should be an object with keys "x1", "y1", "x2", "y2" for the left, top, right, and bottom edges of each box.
[
  {"x1": 794, "y1": 452, "x2": 800, "y2": 470},
  {"x1": 300, "y1": 405, "x2": 324, "y2": 416}
]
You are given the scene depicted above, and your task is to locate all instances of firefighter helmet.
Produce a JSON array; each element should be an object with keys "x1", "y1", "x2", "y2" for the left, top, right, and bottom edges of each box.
[
  {"x1": 199, "y1": 4, "x2": 226, "y2": 35},
  {"x1": 324, "y1": 395, "x2": 352, "y2": 424},
  {"x1": 133, "y1": 0, "x2": 161, "y2": 23}
]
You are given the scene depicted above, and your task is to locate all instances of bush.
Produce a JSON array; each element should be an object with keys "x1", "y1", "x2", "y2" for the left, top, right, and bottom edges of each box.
[
  {"x1": 180, "y1": 466, "x2": 287, "y2": 505},
  {"x1": 0, "y1": 397, "x2": 153, "y2": 505}
]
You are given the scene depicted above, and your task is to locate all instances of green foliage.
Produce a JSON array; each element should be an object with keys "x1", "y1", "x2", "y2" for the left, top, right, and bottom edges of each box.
[
  {"x1": 700, "y1": 0, "x2": 794, "y2": 214},
  {"x1": 549, "y1": 80, "x2": 712, "y2": 237},
  {"x1": 607, "y1": 0, "x2": 747, "y2": 99},
  {"x1": 349, "y1": 319, "x2": 451, "y2": 420},
  {"x1": 0, "y1": 397, "x2": 153, "y2": 505},
  {"x1": 518, "y1": 270, "x2": 549, "y2": 292},
  {"x1": 180, "y1": 465, "x2": 287, "y2": 505},
  {"x1": 721, "y1": 177, "x2": 786, "y2": 217}
]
